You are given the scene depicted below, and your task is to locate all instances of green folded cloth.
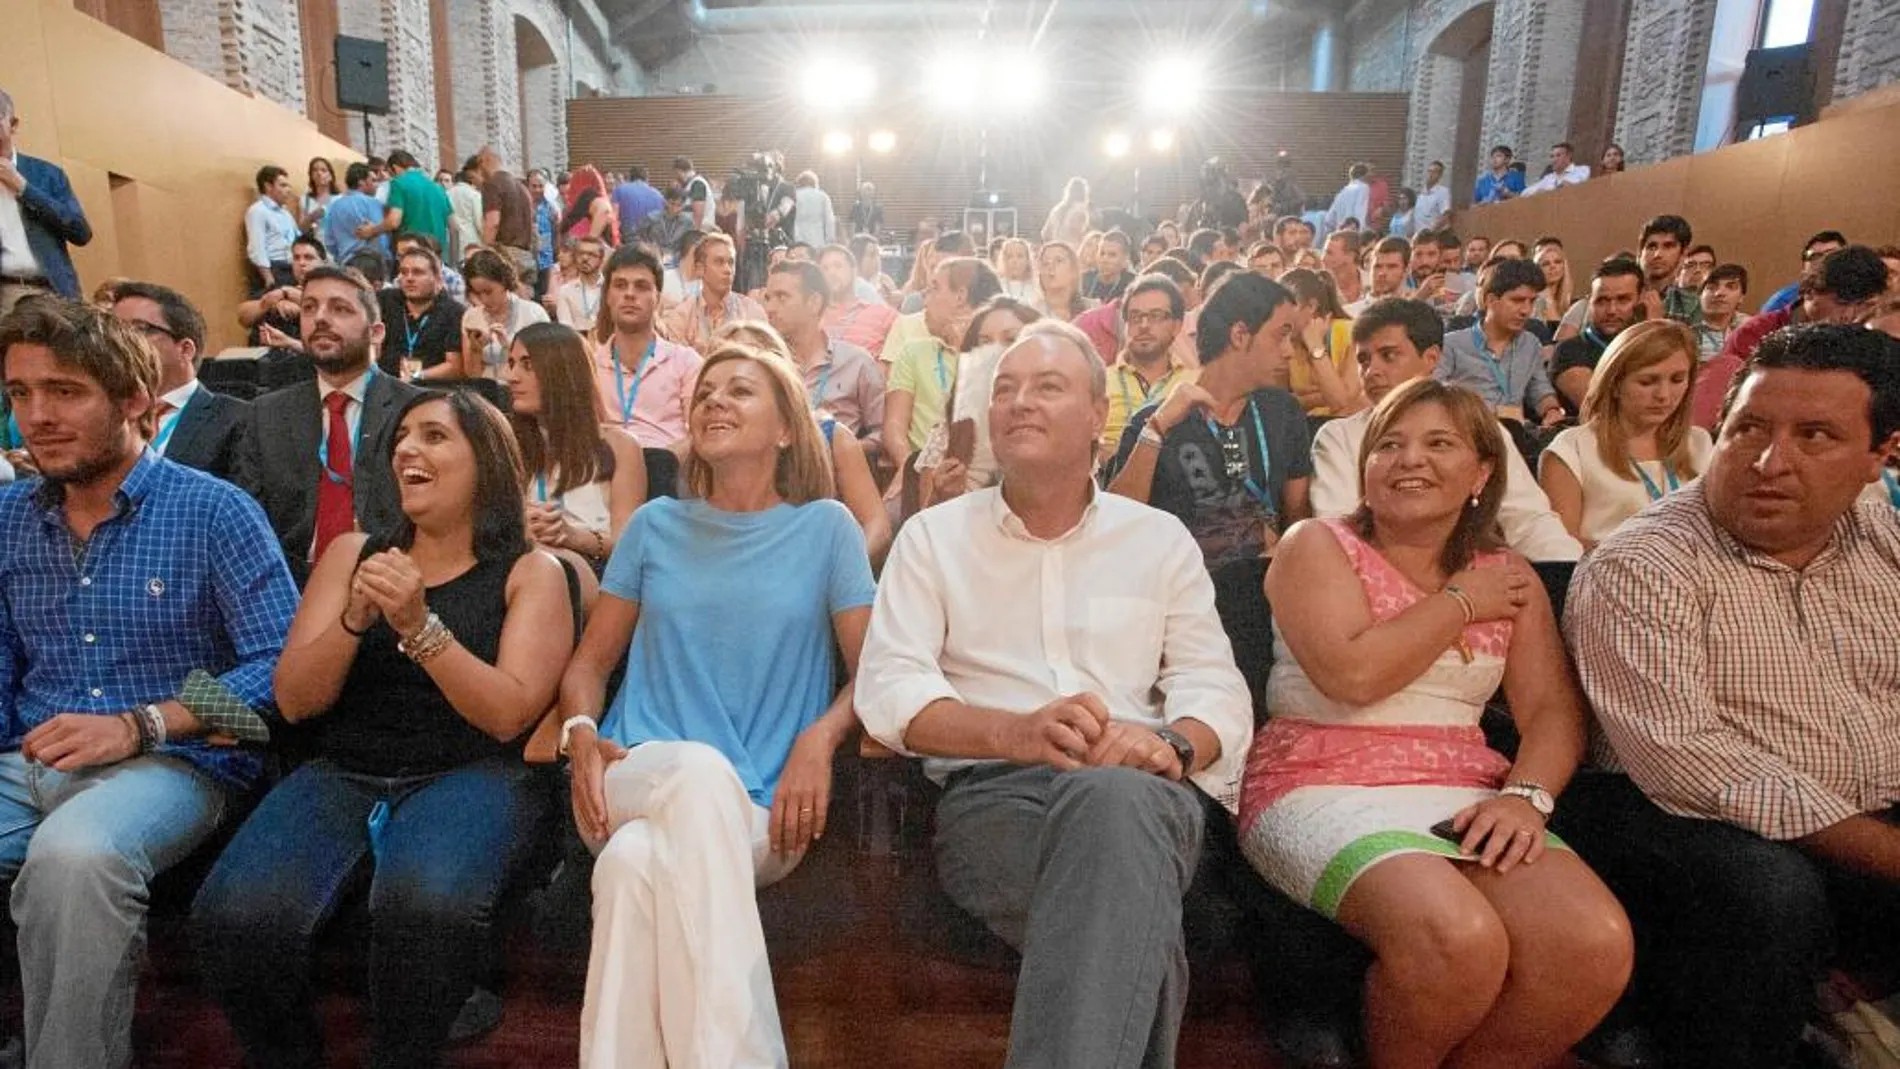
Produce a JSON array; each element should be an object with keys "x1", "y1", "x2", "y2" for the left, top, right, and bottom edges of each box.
[{"x1": 179, "y1": 669, "x2": 273, "y2": 745}]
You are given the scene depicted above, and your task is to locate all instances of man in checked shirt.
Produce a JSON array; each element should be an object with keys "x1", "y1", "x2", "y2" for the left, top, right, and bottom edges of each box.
[
  {"x1": 1558, "y1": 324, "x2": 1900, "y2": 1069},
  {"x1": 0, "y1": 298, "x2": 297, "y2": 1068}
]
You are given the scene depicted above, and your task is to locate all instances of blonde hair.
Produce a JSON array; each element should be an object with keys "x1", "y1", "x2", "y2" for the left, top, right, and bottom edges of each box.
[
  {"x1": 1352, "y1": 379, "x2": 1507, "y2": 575},
  {"x1": 709, "y1": 318, "x2": 792, "y2": 360},
  {"x1": 682, "y1": 344, "x2": 835, "y2": 505},
  {"x1": 1581, "y1": 319, "x2": 1702, "y2": 483},
  {"x1": 1535, "y1": 242, "x2": 1574, "y2": 319}
]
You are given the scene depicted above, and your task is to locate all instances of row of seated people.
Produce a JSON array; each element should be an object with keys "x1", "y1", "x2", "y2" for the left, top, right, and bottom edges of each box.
[{"x1": 0, "y1": 262, "x2": 1897, "y2": 1069}]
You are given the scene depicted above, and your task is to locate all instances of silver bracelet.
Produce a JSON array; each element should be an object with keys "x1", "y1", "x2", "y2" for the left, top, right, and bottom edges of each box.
[
  {"x1": 397, "y1": 612, "x2": 454, "y2": 665},
  {"x1": 141, "y1": 703, "x2": 169, "y2": 749}
]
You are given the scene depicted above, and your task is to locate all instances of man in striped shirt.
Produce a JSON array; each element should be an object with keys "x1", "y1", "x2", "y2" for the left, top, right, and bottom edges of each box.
[{"x1": 1559, "y1": 324, "x2": 1900, "y2": 1069}]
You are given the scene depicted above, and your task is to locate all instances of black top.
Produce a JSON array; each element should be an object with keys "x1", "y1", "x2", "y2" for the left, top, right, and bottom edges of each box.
[
  {"x1": 1551, "y1": 331, "x2": 1610, "y2": 416},
  {"x1": 377, "y1": 289, "x2": 469, "y2": 375},
  {"x1": 318, "y1": 548, "x2": 521, "y2": 776},
  {"x1": 1112, "y1": 387, "x2": 1314, "y2": 569}
]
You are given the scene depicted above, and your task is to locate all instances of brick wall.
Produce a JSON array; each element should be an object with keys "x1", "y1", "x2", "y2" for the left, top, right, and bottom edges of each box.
[
  {"x1": 1836, "y1": 0, "x2": 1900, "y2": 100},
  {"x1": 1612, "y1": 0, "x2": 1717, "y2": 163}
]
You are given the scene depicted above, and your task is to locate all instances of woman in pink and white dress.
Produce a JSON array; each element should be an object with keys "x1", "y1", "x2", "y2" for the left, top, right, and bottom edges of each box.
[{"x1": 1241, "y1": 378, "x2": 1632, "y2": 1069}]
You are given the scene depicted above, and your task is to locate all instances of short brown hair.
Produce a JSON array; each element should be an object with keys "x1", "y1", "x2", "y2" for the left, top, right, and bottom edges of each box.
[
  {"x1": 1352, "y1": 379, "x2": 1507, "y2": 575},
  {"x1": 682, "y1": 344, "x2": 835, "y2": 504},
  {"x1": 0, "y1": 297, "x2": 161, "y2": 438}
]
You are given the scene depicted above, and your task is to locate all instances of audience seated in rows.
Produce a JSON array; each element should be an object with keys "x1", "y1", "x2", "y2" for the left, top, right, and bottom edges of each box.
[
  {"x1": 378, "y1": 243, "x2": 468, "y2": 380},
  {"x1": 459, "y1": 248, "x2": 549, "y2": 382},
  {"x1": 1551, "y1": 257, "x2": 1646, "y2": 415},
  {"x1": 912, "y1": 296, "x2": 1042, "y2": 511},
  {"x1": 662, "y1": 233, "x2": 765, "y2": 352},
  {"x1": 111, "y1": 280, "x2": 249, "y2": 483},
  {"x1": 760, "y1": 259, "x2": 886, "y2": 450},
  {"x1": 1434, "y1": 258, "x2": 1565, "y2": 427},
  {"x1": 592, "y1": 244, "x2": 702, "y2": 449},
  {"x1": 881, "y1": 256, "x2": 1003, "y2": 478}
]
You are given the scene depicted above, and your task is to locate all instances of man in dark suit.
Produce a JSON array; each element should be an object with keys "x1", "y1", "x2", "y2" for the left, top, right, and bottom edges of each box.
[
  {"x1": 0, "y1": 88, "x2": 92, "y2": 311},
  {"x1": 236, "y1": 265, "x2": 420, "y2": 585},
  {"x1": 112, "y1": 281, "x2": 248, "y2": 481}
]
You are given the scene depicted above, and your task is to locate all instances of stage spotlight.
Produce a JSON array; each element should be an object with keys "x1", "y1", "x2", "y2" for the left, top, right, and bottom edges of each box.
[
  {"x1": 803, "y1": 60, "x2": 876, "y2": 111},
  {"x1": 822, "y1": 130, "x2": 855, "y2": 156},
  {"x1": 867, "y1": 129, "x2": 898, "y2": 154},
  {"x1": 994, "y1": 49, "x2": 1047, "y2": 112},
  {"x1": 1143, "y1": 55, "x2": 1204, "y2": 116},
  {"x1": 1148, "y1": 128, "x2": 1176, "y2": 153},
  {"x1": 925, "y1": 51, "x2": 978, "y2": 112},
  {"x1": 1103, "y1": 131, "x2": 1133, "y2": 159}
]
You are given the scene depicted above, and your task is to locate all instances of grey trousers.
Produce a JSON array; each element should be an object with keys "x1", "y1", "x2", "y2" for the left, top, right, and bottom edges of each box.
[{"x1": 933, "y1": 764, "x2": 1207, "y2": 1069}]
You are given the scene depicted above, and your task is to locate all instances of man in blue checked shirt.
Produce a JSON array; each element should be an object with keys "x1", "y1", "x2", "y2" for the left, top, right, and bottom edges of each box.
[
  {"x1": 0, "y1": 297, "x2": 297, "y2": 1069},
  {"x1": 1434, "y1": 258, "x2": 1567, "y2": 428}
]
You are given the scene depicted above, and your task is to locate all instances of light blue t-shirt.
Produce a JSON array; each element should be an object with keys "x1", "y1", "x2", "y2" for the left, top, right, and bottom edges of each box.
[
  {"x1": 323, "y1": 190, "x2": 390, "y2": 264},
  {"x1": 598, "y1": 497, "x2": 876, "y2": 806}
]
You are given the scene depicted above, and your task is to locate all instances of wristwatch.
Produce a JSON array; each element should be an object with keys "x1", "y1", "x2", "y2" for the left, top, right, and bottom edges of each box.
[
  {"x1": 1500, "y1": 781, "x2": 1555, "y2": 819},
  {"x1": 1155, "y1": 727, "x2": 1196, "y2": 775}
]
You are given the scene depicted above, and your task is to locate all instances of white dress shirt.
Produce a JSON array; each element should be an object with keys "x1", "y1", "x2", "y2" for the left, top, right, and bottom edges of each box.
[
  {"x1": 856, "y1": 485, "x2": 1255, "y2": 810},
  {"x1": 152, "y1": 379, "x2": 202, "y2": 457},
  {"x1": 1326, "y1": 179, "x2": 1372, "y2": 233},
  {"x1": 556, "y1": 276, "x2": 603, "y2": 333},
  {"x1": 0, "y1": 151, "x2": 42, "y2": 278},
  {"x1": 1413, "y1": 182, "x2": 1451, "y2": 234},
  {"x1": 244, "y1": 195, "x2": 298, "y2": 271},
  {"x1": 1309, "y1": 407, "x2": 1583, "y2": 562},
  {"x1": 1522, "y1": 164, "x2": 1592, "y2": 196}
]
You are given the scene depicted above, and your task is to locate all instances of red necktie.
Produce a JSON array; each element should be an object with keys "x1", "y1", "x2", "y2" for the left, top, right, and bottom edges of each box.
[{"x1": 313, "y1": 391, "x2": 355, "y2": 561}]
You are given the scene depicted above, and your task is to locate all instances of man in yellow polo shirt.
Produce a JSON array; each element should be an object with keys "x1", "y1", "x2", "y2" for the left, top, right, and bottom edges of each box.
[
  {"x1": 881, "y1": 256, "x2": 1002, "y2": 474},
  {"x1": 1104, "y1": 275, "x2": 1198, "y2": 455}
]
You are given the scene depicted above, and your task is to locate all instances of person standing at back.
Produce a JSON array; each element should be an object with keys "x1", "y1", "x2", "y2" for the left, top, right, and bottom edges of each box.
[
  {"x1": 0, "y1": 87, "x2": 92, "y2": 311},
  {"x1": 610, "y1": 164, "x2": 664, "y2": 238},
  {"x1": 476, "y1": 146, "x2": 538, "y2": 293},
  {"x1": 791, "y1": 171, "x2": 836, "y2": 250},
  {"x1": 357, "y1": 151, "x2": 452, "y2": 257}
]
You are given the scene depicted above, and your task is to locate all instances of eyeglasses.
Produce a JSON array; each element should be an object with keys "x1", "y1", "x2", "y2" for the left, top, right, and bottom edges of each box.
[
  {"x1": 1124, "y1": 310, "x2": 1176, "y2": 326},
  {"x1": 128, "y1": 321, "x2": 180, "y2": 342}
]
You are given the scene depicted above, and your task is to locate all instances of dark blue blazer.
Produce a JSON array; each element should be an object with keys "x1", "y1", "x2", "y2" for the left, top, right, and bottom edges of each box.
[{"x1": 9, "y1": 155, "x2": 91, "y2": 299}]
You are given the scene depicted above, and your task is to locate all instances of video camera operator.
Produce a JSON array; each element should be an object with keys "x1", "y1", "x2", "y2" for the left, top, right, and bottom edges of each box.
[
  {"x1": 726, "y1": 150, "x2": 797, "y2": 292},
  {"x1": 1188, "y1": 156, "x2": 1247, "y2": 231}
]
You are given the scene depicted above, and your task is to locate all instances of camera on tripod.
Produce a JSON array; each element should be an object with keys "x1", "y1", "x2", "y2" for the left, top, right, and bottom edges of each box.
[{"x1": 726, "y1": 152, "x2": 780, "y2": 235}]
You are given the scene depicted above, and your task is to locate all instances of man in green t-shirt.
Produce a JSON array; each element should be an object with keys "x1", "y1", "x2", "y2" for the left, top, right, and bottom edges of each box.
[{"x1": 357, "y1": 149, "x2": 450, "y2": 252}]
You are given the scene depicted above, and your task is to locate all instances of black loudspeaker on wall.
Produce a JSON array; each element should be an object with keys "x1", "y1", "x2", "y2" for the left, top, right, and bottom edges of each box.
[
  {"x1": 1734, "y1": 42, "x2": 1817, "y2": 132},
  {"x1": 335, "y1": 35, "x2": 391, "y2": 115}
]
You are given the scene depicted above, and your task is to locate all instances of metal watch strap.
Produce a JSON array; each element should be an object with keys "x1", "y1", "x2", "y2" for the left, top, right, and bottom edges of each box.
[{"x1": 1156, "y1": 727, "x2": 1195, "y2": 775}]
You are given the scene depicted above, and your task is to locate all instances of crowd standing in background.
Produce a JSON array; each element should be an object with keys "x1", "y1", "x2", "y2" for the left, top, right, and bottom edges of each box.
[{"x1": 0, "y1": 91, "x2": 1898, "y2": 1069}]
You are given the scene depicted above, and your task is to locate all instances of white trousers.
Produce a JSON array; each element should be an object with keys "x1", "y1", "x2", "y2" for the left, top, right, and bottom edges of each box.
[{"x1": 580, "y1": 741, "x2": 804, "y2": 1069}]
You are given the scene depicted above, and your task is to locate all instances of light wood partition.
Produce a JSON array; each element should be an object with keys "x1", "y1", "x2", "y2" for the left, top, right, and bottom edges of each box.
[
  {"x1": 1458, "y1": 93, "x2": 1900, "y2": 305},
  {"x1": 4, "y1": 0, "x2": 360, "y2": 349}
]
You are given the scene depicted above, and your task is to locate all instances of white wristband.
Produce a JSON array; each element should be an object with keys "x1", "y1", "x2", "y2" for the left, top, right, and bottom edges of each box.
[{"x1": 557, "y1": 715, "x2": 598, "y2": 757}]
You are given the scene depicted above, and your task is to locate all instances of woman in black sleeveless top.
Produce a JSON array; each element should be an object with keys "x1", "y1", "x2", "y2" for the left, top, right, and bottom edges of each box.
[{"x1": 194, "y1": 391, "x2": 574, "y2": 1069}]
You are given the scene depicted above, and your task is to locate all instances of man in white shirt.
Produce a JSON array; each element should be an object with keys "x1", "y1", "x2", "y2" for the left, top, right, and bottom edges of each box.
[
  {"x1": 790, "y1": 171, "x2": 835, "y2": 249},
  {"x1": 111, "y1": 281, "x2": 248, "y2": 482},
  {"x1": 1412, "y1": 161, "x2": 1451, "y2": 234},
  {"x1": 1325, "y1": 162, "x2": 1372, "y2": 235},
  {"x1": 244, "y1": 165, "x2": 300, "y2": 294},
  {"x1": 554, "y1": 235, "x2": 606, "y2": 333},
  {"x1": 857, "y1": 319, "x2": 1253, "y2": 1069},
  {"x1": 1522, "y1": 142, "x2": 1591, "y2": 196},
  {"x1": 1310, "y1": 298, "x2": 1582, "y2": 561}
]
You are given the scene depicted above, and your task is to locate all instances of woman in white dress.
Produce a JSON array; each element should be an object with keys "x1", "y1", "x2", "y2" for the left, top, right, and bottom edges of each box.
[
  {"x1": 505, "y1": 323, "x2": 647, "y2": 589},
  {"x1": 1244, "y1": 379, "x2": 1632, "y2": 1069},
  {"x1": 1540, "y1": 320, "x2": 1711, "y2": 550}
]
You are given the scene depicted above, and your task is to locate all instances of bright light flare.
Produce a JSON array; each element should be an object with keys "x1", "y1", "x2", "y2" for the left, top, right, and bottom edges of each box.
[
  {"x1": 802, "y1": 60, "x2": 877, "y2": 111},
  {"x1": 867, "y1": 129, "x2": 898, "y2": 154},
  {"x1": 1103, "y1": 131, "x2": 1132, "y2": 159},
  {"x1": 1148, "y1": 128, "x2": 1176, "y2": 153},
  {"x1": 1143, "y1": 55, "x2": 1205, "y2": 116},
  {"x1": 924, "y1": 51, "x2": 978, "y2": 113},
  {"x1": 821, "y1": 130, "x2": 855, "y2": 156}
]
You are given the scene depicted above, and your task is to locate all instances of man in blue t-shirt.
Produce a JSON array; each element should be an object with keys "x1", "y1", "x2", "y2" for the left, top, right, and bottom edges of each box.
[
  {"x1": 1474, "y1": 144, "x2": 1525, "y2": 205},
  {"x1": 322, "y1": 162, "x2": 390, "y2": 266}
]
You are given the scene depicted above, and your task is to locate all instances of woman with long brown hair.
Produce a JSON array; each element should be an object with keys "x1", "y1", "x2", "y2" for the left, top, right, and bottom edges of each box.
[
  {"x1": 1245, "y1": 378, "x2": 1631, "y2": 1069},
  {"x1": 1278, "y1": 266, "x2": 1366, "y2": 415},
  {"x1": 1034, "y1": 241, "x2": 1096, "y2": 322},
  {"x1": 1540, "y1": 320, "x2": 1709, "y2": 548},
  {"x1": 504, "y1": 322, "x2": 648, "y2": 582},
  {"x1": 559, "y1": 343, "x2": 876, "y2": 1068}
]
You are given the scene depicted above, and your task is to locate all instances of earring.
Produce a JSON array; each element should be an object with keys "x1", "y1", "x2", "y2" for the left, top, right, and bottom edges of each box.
[{"x1": 1468, "y1": 490, "x2": 1482, "y2": 508}]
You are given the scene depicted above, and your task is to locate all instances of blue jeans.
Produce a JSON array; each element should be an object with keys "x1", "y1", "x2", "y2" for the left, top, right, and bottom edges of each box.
[
  {"x1": 191, "y1": 757, "x2": 550, "y2": 1069},
  {"x1": 0, "y1": 749, "x2": 230, "y2": 1069}
]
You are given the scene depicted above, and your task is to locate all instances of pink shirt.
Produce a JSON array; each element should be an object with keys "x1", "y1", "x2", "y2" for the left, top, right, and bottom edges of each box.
[{"x1": 592, "y1": 336, "x2": 704, "y2": 449}]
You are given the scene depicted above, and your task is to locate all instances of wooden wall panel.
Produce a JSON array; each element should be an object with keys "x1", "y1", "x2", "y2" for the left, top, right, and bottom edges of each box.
[
  {"x1": 7, "y1": 0, "x2": 360, "y2": 349},
  {"x1": 1458, "y1": 92, "x2": 1900, "y2": 306},
  {"x1": 71, "y1": 0, "x2": 164, "y2": 51},
  {"x1": 567, "y1": 92, "x2": 1410, "y2": 241}
]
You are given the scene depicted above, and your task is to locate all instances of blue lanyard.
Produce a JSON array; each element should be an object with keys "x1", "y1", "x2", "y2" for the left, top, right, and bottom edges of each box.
[
  {"x1": 698, "y1": 293, "x2": 736, "y2": 343},
  {"x1": 152, "y1": 399, "x2": 185, "y2": 456},
  {"x1": 1883, "y1": 468, "x2": 1899, "y2": 509},
  {"x1": 317, "y1": 368, "x2": 374, "y2": 486},
  {"x1": 577, "y1": 281, "x2": 599, "y2": 320},
  {"x1": 403, "y1": 312, "x2": 429, "y2": 354},
  {"x1": 934, "y1": 344, "x2": 951, "y2": 392},
  {"x1": 1582, "y1": 325, "x2": 1610, "y2": 350},
  {"x1": 1117, "y1": 365, "x2": 1176, "y2": 418},
  {"x1": 810, "y1": 360, "x2": 833, "y2": 411},
  {"x1": 1634, "y1": 459, "x2": 1680, "y2": 502},
  {"x1": 612, "y1": 339, "x2": 657, "y2": 426},
  {"x1": 1470, "y1": 326, "x2": 1514, "y2": 405},
  {"x1": 1202, "y1": 399, "x2": 1274, "y2": 508},
  {"x1": 533, "y1": 472, "x2": 564, "y2": 506}
]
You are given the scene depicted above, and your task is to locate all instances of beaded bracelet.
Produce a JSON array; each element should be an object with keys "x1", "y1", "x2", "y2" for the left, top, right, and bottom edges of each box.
[{"x1": 140, "y1": 703, "x2": 169, "y2": 749}]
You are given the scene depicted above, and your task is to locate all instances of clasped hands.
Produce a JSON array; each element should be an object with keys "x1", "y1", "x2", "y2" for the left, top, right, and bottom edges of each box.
[
  {"x1": 1006, "y1": 693, "x2": 1184, "y2": 781},
  {"x1": 343, "y1": 549, "x2": 430, "y2": 639}
]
